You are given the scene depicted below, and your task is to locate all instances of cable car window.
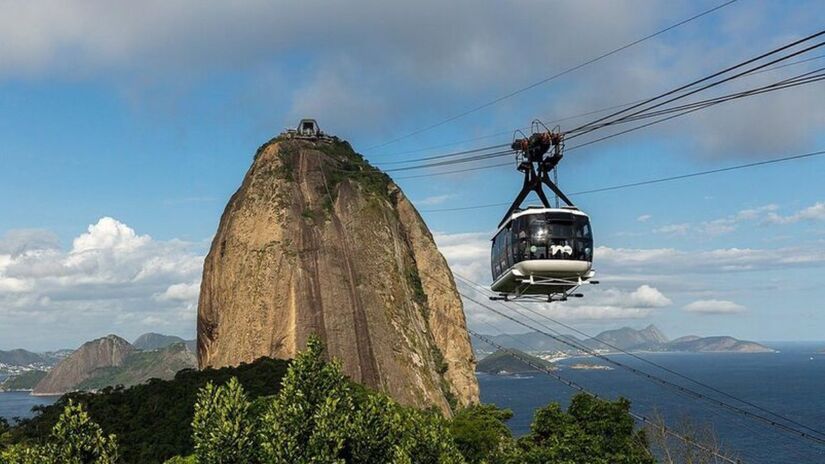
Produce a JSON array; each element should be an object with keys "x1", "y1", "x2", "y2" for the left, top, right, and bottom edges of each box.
[{"x1": 549, "y1": 221, "x2": 573, "y2": 238}]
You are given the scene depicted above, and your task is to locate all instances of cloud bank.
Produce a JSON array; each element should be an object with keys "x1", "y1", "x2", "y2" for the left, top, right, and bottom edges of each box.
[{"x1": 0, "y1": 218, "x2": 203, "y2": 349}]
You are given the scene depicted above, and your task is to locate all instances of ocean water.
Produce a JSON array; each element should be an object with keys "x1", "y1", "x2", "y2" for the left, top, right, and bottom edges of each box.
[
  {"x1": 0, "y1": 374, "x2": 59, "y2": 422},
  {"x1": 478, "y1": 343, "x2": 825, "y2": 464}
]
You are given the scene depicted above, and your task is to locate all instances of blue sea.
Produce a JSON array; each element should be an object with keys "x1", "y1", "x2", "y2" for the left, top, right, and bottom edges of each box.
[
  {"x1": 478, "y1": 342, "x2": 825, "y2": 464},
  {"x1": 0, "y1": 374, "x2": 59, "y2": 422}
]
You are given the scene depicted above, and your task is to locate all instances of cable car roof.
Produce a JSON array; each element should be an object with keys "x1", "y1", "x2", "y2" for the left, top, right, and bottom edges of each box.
[{"x1": 494, "y1": 206, "x2": 589, "y2": 236}]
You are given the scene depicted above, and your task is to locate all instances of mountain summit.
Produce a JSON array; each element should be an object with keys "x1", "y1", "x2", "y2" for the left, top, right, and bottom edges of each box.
[{"x1": 197, "y1": 129, "x2": 478, "y2": 413}]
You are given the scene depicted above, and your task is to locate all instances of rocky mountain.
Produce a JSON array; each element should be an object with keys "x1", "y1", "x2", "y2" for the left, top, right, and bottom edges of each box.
[
  {"x1": 77, "y1": 343, "x2": 197, "y2": 391},
  {"x1": 476, "y1": 349, "x2": 554, "y2": 375},
  {"x1": 471, "y1": 325, "x2": 774, "y2": 354},
  {"x1": 33, "y1": 335, "x2": 135, "y2": 395},
  {"x1": 197, "y1": 132, "x2": 478, "y2": 413},
  {"x1": 133, "y1": 333, "x2": 195, "y2": 352},
  {"x1": 32, "y1": 336, "x2": 198, "y2": 395}
]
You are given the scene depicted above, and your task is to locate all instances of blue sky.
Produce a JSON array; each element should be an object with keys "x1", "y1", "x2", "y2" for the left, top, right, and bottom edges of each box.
[{"x1": 1, "y1": 0, "x2": 824, "y2": 350}]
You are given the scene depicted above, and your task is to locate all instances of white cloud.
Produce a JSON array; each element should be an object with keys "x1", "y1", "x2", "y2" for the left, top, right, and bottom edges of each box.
[
  {"x1": 654, "y1": 223, "x2": 691, "y2": 235},
  {"x1": 416, "y1": 194, "x2": 453, "y2": 206},
  {"x1": 72, "y1": 217, "x2": 150, "y2": 253},
  {"x1": 683, "y1": 299, "x2": 745, "y2": 315},
  {"x1": 0, "y1": 229, "x2": 60, "y2": 256},
  {"x1": 637, "y1": 214, "x2": 652, "y2": 223},
  {"x1": 596, "y1": 244, "x2": 825, "y2": 274},
  {"x1": 0, "y1": 218, "x2": 203, "y2": 348},
  {"x1": 652, "y1": 204, "x2": 805, "y2": 237},
  {"x1": 157, "y1": 281, "x2": 201, "y2": 302},
  {"x1": 765, "y1": 202, "x2": 825, "y2": 225},
  {"x1": 626, "y1": 284, "x2": 672, "y2": 307}
]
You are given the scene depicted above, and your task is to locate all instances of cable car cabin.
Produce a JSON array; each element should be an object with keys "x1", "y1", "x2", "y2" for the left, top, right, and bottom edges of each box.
[{"x1": 491, "y1": 206, "x2": 595, "y2": 298}]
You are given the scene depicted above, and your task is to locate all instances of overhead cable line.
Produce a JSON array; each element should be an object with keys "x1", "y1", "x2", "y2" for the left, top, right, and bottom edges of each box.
[
  {"x1": 378, "y1": 69, "x2": 825, "y2": 174},
  {"x1": 567, "y1": 29, "x2": 825, "y2": 136},
  {"x1": 373, "y1": 52, "x2": 825, "y2": 163},
  {"x1": 417, "y1": 148, "x2": 825, "y2": 212},
  {"x1": 569, "y1": 67, "x2": 825, "y2": 133},
  {"x1": 562, "y1": 71, "x2": 825, "y2": 152},
  {"x1": 365, "y1": 0, "x2": 739, "y2": 151},
  {"x1": 370, "y1": 38, "x2": 825, "y2": 173}
]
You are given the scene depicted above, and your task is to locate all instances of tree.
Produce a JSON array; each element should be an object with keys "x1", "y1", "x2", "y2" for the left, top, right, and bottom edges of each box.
[
  {"x1": 258, "y1": 336, "x2": 355, "y2": 463},
  {"x1": 514, "y1": 393, "x2": 654, "y2": 464},
  {"x1": 449, "y1": 404, "x2": 514, "y2": 464},
  {"x1": 2, "y1": 401, "x2": 118, "y2": 464},
  {"x1": 646, "y1": 410, "x2": 738, "y2": 464},
  {"x1": 257, "y1": 335, "x2": 465, "y2": 464},
  {"x1": 192, "y1": 377, "x2": 258, "y2": 464}
]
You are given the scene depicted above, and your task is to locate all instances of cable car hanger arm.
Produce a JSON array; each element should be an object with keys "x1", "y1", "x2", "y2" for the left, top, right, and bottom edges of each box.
[{"x1": 498, "y1": 128, "x2": 574, "y2": 227}]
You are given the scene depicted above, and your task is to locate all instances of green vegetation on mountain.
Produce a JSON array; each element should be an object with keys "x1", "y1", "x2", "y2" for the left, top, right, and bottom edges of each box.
[
  {"x1": 132, "y1": 333, "x2": 193, "y2": 352},
  {"x1": 476, "y1": 349, "x2": 553, "y2": 374},
  {"x1": 0, "y1": 370, "x2": 47, "y2": 391},
  {"x1": 3, "y1": 338, "x2": 655, "y2": 464}
]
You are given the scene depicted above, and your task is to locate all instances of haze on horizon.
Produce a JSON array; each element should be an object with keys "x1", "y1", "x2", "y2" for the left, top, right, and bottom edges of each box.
[{"x1": 1, "y1": 0, "x2": 824, "y2": 351}]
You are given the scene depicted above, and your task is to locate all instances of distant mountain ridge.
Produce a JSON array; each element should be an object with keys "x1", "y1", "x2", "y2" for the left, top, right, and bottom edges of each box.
[
  {"x1": 0, "y1": 349, "x2": 45, "y2": 366},
  {"x1": 34, "y1": 335, "x2": 135, "y2": 395},
  {"x1": 472, "y1": 325, "x2": 774, "y2": 356},
  {"x1": 33, "y1": 334, "x2": 197, "y2": 395},
  {"x1": 133, "y1": 333, "x2": 196, "y2": 352},
  {"x1": 476, "y1": 349, "x2": 554, "y2": 374}
]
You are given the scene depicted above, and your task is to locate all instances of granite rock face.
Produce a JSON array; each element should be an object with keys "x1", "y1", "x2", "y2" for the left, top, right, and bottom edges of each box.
[
  {"x1": 197, "y1": 135, "x2": 478, "y2": 413},
  {"x1": 34, "y1": 335, "x2": 134, "y2": 395}
]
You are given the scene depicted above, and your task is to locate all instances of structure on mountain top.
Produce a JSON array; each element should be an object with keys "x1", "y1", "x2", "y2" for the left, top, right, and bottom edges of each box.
[{"x1": 282, "y1": 118, "x2": 333, "y2": 141}]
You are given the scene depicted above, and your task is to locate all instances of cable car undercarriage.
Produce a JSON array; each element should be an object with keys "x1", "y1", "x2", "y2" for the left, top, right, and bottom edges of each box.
[{"x1": 490, "y1": 122, "x2": 598, "y2": 302}]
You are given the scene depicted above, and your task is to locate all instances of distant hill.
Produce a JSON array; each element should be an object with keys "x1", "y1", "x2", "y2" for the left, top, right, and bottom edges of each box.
[
  {"x1": 133, "y1": 333, "x2": 195, "y2": 352},
  {"x1": 34, "y1": 335, "x2": 135, "y2": 395},
  {"x1": 77, "y1": 343, "x2": 197, "y2": 391},
  {"x1": 587, "y1": 325, "x2": 668, "y2": 351},
  {"x1": 476, "y1": 349, "x2": 554, "y2": 375},
  {"x1": 0, "y1": 369, "x2": 48, "y2": 391},
  {"x1": 0, "y1": 349, "x2": 45, "y2": 366},
  {"x1": 470, "y1": 332, "x2": 580, "y2": 355},
  {"x1": 471, "y1": 325, "x2": 774, "y2": 355},
  {"x1": 666, "y1": 336, "x2": 773, "y2": 353},
  {"x1": 33, "y1": 335, "x2": 198, "y2": 395}
]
